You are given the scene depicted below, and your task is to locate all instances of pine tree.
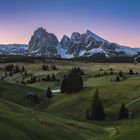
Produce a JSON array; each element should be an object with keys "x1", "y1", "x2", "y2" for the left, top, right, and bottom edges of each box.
[
  {"x1": 42, "y1": 65, "x2": 46, "y2": 70},
  {"x1": 118, "y1": 102, "x2": 129, "y2": 119},
  {"x1": 90, "y1": 89, "x2": 105, "y2": 120},
  {"x1": 52, "y1": 65, "x2": 57, "y2": 70},
  {"x1": 129, "y1": 69, "x2": 134, "y2": 75},
  {"x1": 46, "y1": 87, "x2": 52, "y2": 98},
  {"x1": 46, "y1": 74, "x2": 51, "y2": 81},
  {"x1": 42, "y1": 65, "x2": 48, "y2": 70},
  {"x1": 53, "y1": 65, "x2": 57, "y2": 70},
  {"x1": 21, "y1": 66, "x2": 25, "y2": 73},
  {"x1": 118, "y1": 71, "x2": 123, "y2": 77},
  {"x1": 30, "y1": 75, "x2": 36, "y2": 84},
  {"x1": 52, "y1": 73, "x2": 56, "y2": 81},
  {"x1": 116, "y1": 75, "x2": 120, "y2": 82},
  {"x1": 15, "y1": 65, "x2": 20, "y2": 73},
  {"x1": 61, "y1": 75, "x2": 68, "y2": 93},
  {"x1": 110, "y1": 68, "x2": 114, "y2": 75},
  {"x1": 61, "y1": 69, "x2": 83, "y2": 94},
  {"x1": 66, "y1": 72, "x2": 83, "y2": 93}
]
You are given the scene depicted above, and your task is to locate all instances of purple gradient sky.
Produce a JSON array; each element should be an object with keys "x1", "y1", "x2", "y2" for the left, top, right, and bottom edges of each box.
[{"x1": 0, "y1": 0, "x2": 140, "y2": 48}]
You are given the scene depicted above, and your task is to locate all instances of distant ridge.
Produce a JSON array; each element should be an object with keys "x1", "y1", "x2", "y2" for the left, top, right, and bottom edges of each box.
[{"x1": 0, "y1": 27, "x2": 140, "y2": 62}]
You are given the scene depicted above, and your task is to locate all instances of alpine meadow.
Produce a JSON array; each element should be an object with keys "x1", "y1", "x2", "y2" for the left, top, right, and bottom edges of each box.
[{"x1": 0, "y1": 0, "x2": 140, "y2": 140}]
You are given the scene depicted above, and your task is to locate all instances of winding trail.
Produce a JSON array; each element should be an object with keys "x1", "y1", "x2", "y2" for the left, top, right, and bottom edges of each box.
[{"x1": 126, "y1": 97, "x2": 140, "y2": 108}]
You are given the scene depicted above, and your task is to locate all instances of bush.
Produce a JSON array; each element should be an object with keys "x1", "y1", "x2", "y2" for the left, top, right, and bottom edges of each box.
[{"x1": 118, "y1": 102, "x2": 129, "y2": 119}]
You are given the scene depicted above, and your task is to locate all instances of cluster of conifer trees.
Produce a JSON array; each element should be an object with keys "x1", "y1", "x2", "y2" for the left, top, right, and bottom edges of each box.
[
  {"x1": 46, "y1": 87, "x2": 52, "y2": 98},
  {"x1": 86, "y1": 89, "x2": 129, "y2": 121},
  {"x1": 42, "y1": 65, "x2": 57, "y2": 70},
  {"x1": 115, "y1": 69, "x2": 136, "y2": 82},
  {"x1": 86, "y1": 89, "x2": 105, "y2": 120},
  {"x1": 22, "y1": 73, "x2": 57, "y2": 85},
  {"x1": 42, "y1": 73, "x2": 57, "y2": 82},
  {"x1": 61, "y1": 67, "x2": 83, "y2": 94},
  {"x1": 4, "y1": 64, "x2": 26, "y2": 78},
  {"x1": 95, "y1": 68, "x2": 114, "y2": 78}
]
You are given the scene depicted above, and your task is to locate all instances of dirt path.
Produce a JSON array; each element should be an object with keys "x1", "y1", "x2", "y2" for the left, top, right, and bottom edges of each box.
[{"x1": 126, "y1": 97, "x2": 140, "y2": 107}]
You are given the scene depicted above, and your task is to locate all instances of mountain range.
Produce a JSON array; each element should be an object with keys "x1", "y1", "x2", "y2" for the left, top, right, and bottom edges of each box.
[{"x1": 0, "y1": 27, "x2": 140, "y2": 61}]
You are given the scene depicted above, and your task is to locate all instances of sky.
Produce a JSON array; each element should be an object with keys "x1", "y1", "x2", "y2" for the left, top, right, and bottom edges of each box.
[{"x1": 0, "y1": 0, "x2": 140, "y2": 48}]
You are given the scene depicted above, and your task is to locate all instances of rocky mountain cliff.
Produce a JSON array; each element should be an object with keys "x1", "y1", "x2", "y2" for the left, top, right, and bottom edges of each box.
[
  {"x1": 29, "y1": 28, "x2": 60, "y2": 57},
  {"x1": 0, "y1": 27, "x2": 139, "y2": 61},
  {"x1": 28, "y1": 27, "x2": 140, "y2": 59}
]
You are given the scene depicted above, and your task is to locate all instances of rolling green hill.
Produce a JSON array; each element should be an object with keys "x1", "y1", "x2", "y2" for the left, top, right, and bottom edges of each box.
[
  {"x1": 0, "y1": 99, "x2": 115, "y2": 140},
  {"x1": 0, "y1": 61, "x2": 140, "y2": 140}
]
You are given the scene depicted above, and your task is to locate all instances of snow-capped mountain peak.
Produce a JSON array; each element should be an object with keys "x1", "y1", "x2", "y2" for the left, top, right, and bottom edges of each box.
[
  {"x1": 0, "y1": 44, "x2": 28, "y2": 55},
  {"x1": 1, "y1": 27, "x2": 139, "y2": 60},
  {"x1": 27, "y1": 28, "x2": 140, "y2": 59},
  {"x1": 70, "y1": 32, "x2": 81, "y2": 41},
  {"x1": 86, "y1": 30, "x2": 106, "y2": 42}
]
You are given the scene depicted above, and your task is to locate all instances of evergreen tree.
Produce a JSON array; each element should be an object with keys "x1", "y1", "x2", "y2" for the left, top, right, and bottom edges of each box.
[
  {"x1": 61, "y1": 69, "x2": 83, "y2": 94},
  {"x1": 21, "y1": 66, "x2": 25, "y2": 73},
  {"x1": 46, "y1": 74, "x2": 51, "y2": 81},
  {"x1": 119, "y1": 102, "x2": 129, "y2": 119},
  {"x1": 129, "y1": 69, "x2": 134, "y2": 75},
  {"x1": 30, "y1": 75, "x2": 36, "y2": 84},
  {"x1": 118, "y1": 71, "x2": 123, "y2": 77},
  {"x1": 42, "y1": 65, "x2": 48, "y2": 70},
  {"x1": 116, "y1": 75, "x2": 120, "y2": 82},
  {"x1": 15, "y1": 65, "x2": 20, "y2": 73},
  {"x1": 42, "y1": 65, "x2": 46, "y2": 70},
  {"x1": 90, "y1": 89, "x2": 105, "y2": 120},
  {"x1": 61, "y1": 75, "x2": 68, "y2": 93},
  {"x1": 71, "y1": 67, "x2": 84, "y2": 75},
  {"x1": 51, "y1": 65, "x2": 57, "y2": 70},
  {"x1": 51, "y1": 73, "x2": 56, "y2": 81},
  {"x1": 33, "y1": 76, "x2": 36, "y2": 83},
  {"x1": 53, "y1": 65, "x2": 57, "y2": 70},
  {"x1": 66, "y1": 72, "x2": 83, "y2": 93},
  {"x1": 110, "y1": 68, "x2": 114, "y2": 75},
  {"x1": 46, "y1": 87, "x2": 52, "y2": 98}
]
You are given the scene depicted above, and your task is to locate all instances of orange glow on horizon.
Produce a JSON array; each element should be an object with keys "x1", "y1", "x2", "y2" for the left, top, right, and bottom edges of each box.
[{"x1": 0, "y1": 26, "x2": 139, "y2": 48}]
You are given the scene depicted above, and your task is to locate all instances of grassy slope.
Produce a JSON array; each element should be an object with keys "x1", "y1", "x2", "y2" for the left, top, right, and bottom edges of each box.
[
  {"x1": 0, "y1": 62, "x2": 140, "y2": 139},
  {"x1": 0, "y1": 99, "x2": 114, "y2": 140},
  {"x1": 0, "y1": 81, "x2": 113, "y2": 140},
  {"x1": 0, "y1": 81, "x2": 43, "y2": 106},
  {"x1": 46, "y1": 76, "x2": 140, "y2": 120}
]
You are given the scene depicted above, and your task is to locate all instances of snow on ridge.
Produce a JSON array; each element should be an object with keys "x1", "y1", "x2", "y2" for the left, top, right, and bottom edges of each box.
[
  {"x1": 115, "y1": 45, "x2": 140, "y2": 56},
  {"x1": 79, "y1": 47, "x2": 104, "y2": 57},
  {"x1": 0, "y1": 44, "x2": 28, "y2": 55},
  {"x1": 86, "y1": 30, "x2": 107, "y2": 42}
]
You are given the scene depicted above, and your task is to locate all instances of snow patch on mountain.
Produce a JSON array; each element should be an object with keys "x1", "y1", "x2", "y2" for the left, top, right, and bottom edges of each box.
[
  {"x1": 112, "y1": 43, "x2": 140, "y2": 56},
  {"x1": 1, "y1": 27, "x2": 139, "y2": 59},
  {"x1": 0, "y1": 44, "x2": 28, "y2": 55}
]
